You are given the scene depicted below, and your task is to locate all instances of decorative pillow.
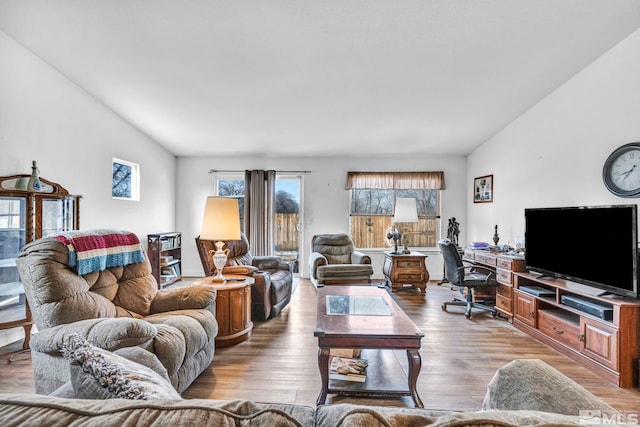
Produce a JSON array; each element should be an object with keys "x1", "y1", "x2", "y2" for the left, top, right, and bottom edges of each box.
[
  {"x1": 223, "y1": 265, "x2": 258, "y2": 276},
  {"x1": 325, "y1": 254, "x2": 351, "y2": 265},
  {"x1": 60, "y1": 334, "x2": 181, "y2": 400}
]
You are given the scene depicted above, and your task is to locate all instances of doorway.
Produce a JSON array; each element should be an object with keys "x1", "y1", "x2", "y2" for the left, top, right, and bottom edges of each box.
[
  {"x1": 215, "y1": 173, "x2": 303, "y2": 278},
  {"x1": 275, "y1": 175, "x2": 302, "y2": 277}
]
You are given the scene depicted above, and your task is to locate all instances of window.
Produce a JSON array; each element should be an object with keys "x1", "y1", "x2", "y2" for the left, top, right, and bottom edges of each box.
[
  {"x1": 112, "y1": 158, "x2": 140, "y2": 201},
  {"x1": 0, "y1": 198, "x2": 23, "y2": 229},
  {"x1": 214, "y1": 173, "x2": 303, "y2": 273},
  {"x1": 346, "y1": 172, "x2": 444, "y2": 249},
  {"x1": 216, "y1": 174, "x2": 245, "y2": 231}
]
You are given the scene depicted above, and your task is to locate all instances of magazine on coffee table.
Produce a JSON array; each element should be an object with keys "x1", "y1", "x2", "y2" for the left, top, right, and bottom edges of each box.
[{"x1": 328, "y1": 356, "x2": 368, "y2": 382}]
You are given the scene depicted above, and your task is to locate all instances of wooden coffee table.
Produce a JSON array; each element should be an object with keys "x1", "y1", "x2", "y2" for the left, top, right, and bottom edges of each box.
[{"x1": 314, "y1": 286, "x2": 424, "y2": 407}]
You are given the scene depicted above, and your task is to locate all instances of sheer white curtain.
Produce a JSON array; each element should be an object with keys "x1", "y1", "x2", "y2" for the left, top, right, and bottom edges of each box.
[
  {"x1": 244, "y1": 170, "x2": 276, "y2": 256},
  {"x1": 345, "y1": 171, "x2": 445, "y2": 189}
]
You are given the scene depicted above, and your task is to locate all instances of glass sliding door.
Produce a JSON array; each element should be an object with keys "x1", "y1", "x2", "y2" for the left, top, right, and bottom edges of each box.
[
  {"x1": 215, "y1": 173, "x2": 303, "y2": 277},
  {"x1": 275, "y1": 175, "x2": 302, "y2": 276}
]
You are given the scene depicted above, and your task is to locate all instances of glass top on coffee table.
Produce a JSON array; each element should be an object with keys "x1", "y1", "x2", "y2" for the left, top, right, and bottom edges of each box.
[{"x1": 325, "y1": 295, "x2": 392, "y2": 316}]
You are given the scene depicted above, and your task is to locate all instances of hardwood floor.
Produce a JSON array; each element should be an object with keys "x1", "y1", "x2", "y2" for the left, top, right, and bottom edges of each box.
[{"x1": 1, "y1": 279, "x2": 639, "y2": 412}]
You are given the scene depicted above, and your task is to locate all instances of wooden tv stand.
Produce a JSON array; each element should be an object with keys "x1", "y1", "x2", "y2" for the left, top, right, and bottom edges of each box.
[{"x1": 512, "y1": 272, "x2": 640, "y2": 388}]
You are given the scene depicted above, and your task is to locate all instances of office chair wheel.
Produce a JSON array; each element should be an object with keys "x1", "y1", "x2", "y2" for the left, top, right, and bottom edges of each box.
[
  {"x1": 464, "y1": 311, "x2": 471, "y2": 319},
  {"x1": 441, "y1": 303, "x2": 447, "y2": 311}
]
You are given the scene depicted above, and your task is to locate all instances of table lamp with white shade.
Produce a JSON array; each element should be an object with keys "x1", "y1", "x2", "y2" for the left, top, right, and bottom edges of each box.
[
  {"x1": 199, "y1": 196, "x2": 242, "y2": 282},
  {"x1": 393, "y1": 197, "x2": 419, "y2": 254}
]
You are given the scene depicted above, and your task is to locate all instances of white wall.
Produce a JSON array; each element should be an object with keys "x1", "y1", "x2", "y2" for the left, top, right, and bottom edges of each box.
[
  {"x1": 467, "y1": 28, "x2": 640, "y2": 245},
  {"x1": 0, "y1": 26, "x2": 467, "y2": 283},
  {"x1": 0, "y1": 31, "x2": 176, "y2": 239},
  {"x1": 176, "y1": 155, "x2": 467, "y2": 279}
]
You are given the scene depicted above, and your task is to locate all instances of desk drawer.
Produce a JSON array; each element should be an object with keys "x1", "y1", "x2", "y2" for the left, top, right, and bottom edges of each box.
[
  {"x1": 463, "y1": 249, "x2": 475, "y2": 261},
  {"x1": 475, "y1": 253, "x2": 497, "y2": 266},
  {"x1": 497, "y1": 258, "x2": 513, "y2": 269},
  {"x1": 498, "y1": 256, "x2": 526, "y2": 272},
  {"x1": 496, "y1": 283, "x2": 512, "y2": 298},
  {"x1": 496, "y1": 294, "x2": 512, "y2": 313},
  {"x1": 396, "y1": 272, "x2": 426, "y2": 282},
  {"x1": 538, "y1": 309, "x2": 581, "y2": 351},
  {"x1": 496, "y1": 268, "x2": 512, "y2": 284},
  {"x1": 396, "y1": 259, "x2": 424, "y2": 269}
]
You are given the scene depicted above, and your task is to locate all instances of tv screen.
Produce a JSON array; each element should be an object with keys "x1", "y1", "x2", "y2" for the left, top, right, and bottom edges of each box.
[{"x1": 524, "y1": 205, "x2": 638, "y2": 298}]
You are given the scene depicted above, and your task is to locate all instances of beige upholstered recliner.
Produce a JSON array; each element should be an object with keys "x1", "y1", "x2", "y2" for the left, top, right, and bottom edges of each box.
[
  {"x1": 308, "y1": 233, "x2": 373, "y2": 287},
  {"x1": 15, "y1": 230, "x2": 218, "y2": 395}
]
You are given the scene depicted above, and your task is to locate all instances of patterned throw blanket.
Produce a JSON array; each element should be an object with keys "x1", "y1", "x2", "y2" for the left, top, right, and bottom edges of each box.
[{"x1": 52, "y1": 229, "x2": 145, "y2": 275}]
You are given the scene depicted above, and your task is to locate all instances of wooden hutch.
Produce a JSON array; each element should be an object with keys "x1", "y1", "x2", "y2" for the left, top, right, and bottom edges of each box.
[{"x1": 0, "y1": 173, "x2": 81, "y2": 350}]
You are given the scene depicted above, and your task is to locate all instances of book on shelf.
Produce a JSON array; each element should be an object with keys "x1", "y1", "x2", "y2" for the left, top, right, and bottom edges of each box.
[
  {"x1": 160, "y1": 234, "x2": 181, "y2": 251},
  {"x1": 328, "y1": 356, "x2": 368, "y2": 383},
  {"x1": 160, "y1": 255, "x2": 173, "y2": 266},
  {"x1": 160, "y1": 239, "x2": 175, "y2": 251},
  {"x1": 161, "y1": 264, "x2": 181, "y2": 277},
  {"x1": 160, "y1": 274, "x2": 177, "y2": 283}
]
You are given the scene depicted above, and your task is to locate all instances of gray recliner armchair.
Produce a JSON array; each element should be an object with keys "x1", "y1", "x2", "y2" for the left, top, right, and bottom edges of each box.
[
  {"x1": 15, "y1": 230, "x2": 218, "y2": 395},
  {"x1": 308, "y1": 233, "x2": 373, "y2": 287}
]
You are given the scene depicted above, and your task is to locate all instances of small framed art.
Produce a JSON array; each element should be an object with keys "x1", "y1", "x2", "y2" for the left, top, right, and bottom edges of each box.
[{"x1": 473, "y1": 174, "x2": 493, "y2": 203}]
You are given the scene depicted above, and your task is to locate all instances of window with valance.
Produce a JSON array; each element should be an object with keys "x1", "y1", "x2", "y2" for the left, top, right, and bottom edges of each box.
[{"x1": 346, "y1": 171, "x2": 444, "y2": 249}]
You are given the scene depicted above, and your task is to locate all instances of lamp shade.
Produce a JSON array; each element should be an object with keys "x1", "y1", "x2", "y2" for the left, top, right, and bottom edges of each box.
[
  {"x1": 392, "y1": 198, "x2": 418, "y2": 223},
  {"x1": 199, "y1": 197, "x2": 242, "y2": 240}
]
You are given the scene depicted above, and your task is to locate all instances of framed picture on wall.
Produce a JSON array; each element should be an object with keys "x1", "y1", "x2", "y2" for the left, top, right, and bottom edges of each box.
[{"x1": 473, "y1": 175, "x2": 493, "y2": 203}]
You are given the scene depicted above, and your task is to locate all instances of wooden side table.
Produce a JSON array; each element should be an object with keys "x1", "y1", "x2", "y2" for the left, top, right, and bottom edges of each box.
[
  {"x1": 382, "y1": 251, "x2": 429, "y2": 294},
  {"x1": 193, "y1": 275, "x2": 254, "y2": 347}
]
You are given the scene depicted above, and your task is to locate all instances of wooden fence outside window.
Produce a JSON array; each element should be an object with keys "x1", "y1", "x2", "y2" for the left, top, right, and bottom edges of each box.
[{"x1": 350, "y1": 216, "x2": 438, "y2": 249}]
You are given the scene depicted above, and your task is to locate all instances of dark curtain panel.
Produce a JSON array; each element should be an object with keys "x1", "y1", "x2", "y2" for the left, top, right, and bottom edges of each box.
[{"x1": 244, "y1": 170, "x2": 276, "y2": 256}]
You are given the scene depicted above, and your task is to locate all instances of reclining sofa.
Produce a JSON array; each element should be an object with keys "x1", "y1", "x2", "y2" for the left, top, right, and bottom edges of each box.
[{"x1": 0, "y1": 358, "x2": 624, "y2": 426}]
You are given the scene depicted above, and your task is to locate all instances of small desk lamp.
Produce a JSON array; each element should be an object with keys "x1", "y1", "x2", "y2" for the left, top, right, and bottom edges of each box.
[
  {"x1": 199, "y1": 196, "x2": 241, "y2": 282},
  {"x1": 393, "y1": 198, "x2": 419, "y2": 254}
]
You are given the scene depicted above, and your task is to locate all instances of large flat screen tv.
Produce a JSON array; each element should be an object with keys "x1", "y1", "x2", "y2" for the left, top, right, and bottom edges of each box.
[{"x1": 524, "y1": 204, "x2": 638, "y2": 299}]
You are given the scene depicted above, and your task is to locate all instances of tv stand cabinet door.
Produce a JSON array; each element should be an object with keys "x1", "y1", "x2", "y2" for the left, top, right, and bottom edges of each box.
[
  {"x1": 514, "y1": 291, "x2": 537, "y2": 327},
  {"x1": 580, "y1": 317, "x2": 618, "y2": 370}
]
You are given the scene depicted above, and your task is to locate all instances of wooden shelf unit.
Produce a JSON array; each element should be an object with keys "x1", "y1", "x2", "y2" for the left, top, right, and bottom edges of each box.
[
  {"x1": 512, "y1": 272, "x2": 640, "y2": 388},
  {"x1": 147, "y1": 232, "x2": 182, "y2": 288}
]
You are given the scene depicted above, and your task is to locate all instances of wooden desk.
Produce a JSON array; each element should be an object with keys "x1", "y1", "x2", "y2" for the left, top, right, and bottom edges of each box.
[
  {"x1": 193, "y1": 275, "x2": 254, "y2": 347},
  {"x1": 314, "y1": 286, "x2": 424, "y2": 407},
  {"x1": 382, "y1": 251, "x2": 429, "y2": 294},
  {"x1": 462, "y1": 248, "x2": 525, "y2": 321}
]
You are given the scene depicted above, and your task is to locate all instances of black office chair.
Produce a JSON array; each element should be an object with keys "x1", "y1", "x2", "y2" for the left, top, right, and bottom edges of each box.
[{"x1": 438, "y1": 239, "x2": 498, "y2": 319}]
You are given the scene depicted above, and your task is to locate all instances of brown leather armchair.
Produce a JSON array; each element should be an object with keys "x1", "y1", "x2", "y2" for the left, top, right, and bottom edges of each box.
[{"x1": 195, "y1": 233, "x2": 293, "y2": 320}]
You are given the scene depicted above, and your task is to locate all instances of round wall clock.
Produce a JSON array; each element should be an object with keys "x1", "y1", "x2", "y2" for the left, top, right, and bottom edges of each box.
[{"x1": 602, "y1": 142, "x2": 640, "y2": 197}]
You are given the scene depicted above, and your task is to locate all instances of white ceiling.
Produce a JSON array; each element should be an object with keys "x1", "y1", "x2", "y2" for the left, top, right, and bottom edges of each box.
[{"x1": 2, "y1": 1, "x2": 640, "y2": 158}]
